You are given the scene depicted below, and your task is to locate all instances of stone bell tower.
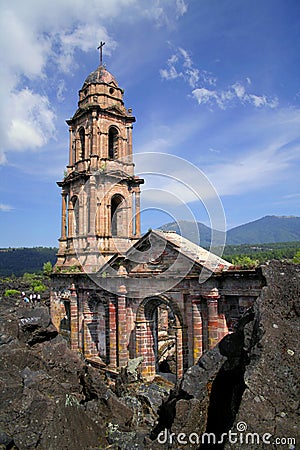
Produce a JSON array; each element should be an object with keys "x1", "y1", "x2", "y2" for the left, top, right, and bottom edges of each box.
[{"x1": 56, "y1": 48, "x2": 144, "y2": 271}]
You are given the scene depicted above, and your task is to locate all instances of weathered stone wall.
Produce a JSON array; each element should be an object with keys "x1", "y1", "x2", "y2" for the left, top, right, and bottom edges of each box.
[{"x1": 51, "y1": 265, "x2": 263, "y2": 381}]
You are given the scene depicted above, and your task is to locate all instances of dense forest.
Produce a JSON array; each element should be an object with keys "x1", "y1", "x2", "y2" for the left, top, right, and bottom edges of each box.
[
  {"x1": 0, "y1": 242, "x2": 299, "y2": 276},
  {"x1": 0, "y1": 247, "x2": 57, "y2": 276},
  {"x1": 222, "y1": 241, "x2": 300, "y2": 264}
]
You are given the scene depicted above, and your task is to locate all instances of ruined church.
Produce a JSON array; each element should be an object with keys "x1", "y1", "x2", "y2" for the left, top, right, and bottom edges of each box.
[{"x1": 50, "y1": 53, "x2": 263, "y2": 380}]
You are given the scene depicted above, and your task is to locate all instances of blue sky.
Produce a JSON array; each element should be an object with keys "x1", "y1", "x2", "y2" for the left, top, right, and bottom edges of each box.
[{"x1": 0, "y1": 0, "x2": 299, "y2": 247}]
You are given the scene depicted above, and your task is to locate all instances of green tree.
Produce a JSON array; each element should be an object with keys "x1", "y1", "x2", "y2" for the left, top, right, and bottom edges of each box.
[
  {"x1": 43, "y1": 261, "x2": 53, "y2": 276},
  {"x1": 33, "y1": 284, "x2": 47, "y2": 294},
  {"x1": 293, "y1": 251, "x2": 300, "y2": 264},
  {"x1": 4, "y1": 289, "x2": 21, "y2": 297},
  {"x1": 231, "y1": 255, "x2": 259, "y2": 269}
]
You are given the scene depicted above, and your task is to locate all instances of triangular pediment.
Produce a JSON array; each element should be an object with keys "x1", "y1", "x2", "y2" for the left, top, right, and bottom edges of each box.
[
  {"x1": 109, "y1": 81, "x2": 118, "y2": 88},
  {"x1": 97, "y1": 230, "x2": 231, "y2": 280},
  {"x1": 105, "y1": 105, "x2": 126, "y2": 116}
]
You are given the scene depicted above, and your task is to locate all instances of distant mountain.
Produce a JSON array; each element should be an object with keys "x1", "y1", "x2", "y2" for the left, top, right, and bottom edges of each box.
[
  {"x1": 227, "y1": 216, "x2": 300, "y2": 244},
  {"x1": 158, "y1": 216, "x2": 300, "y2": 246}
]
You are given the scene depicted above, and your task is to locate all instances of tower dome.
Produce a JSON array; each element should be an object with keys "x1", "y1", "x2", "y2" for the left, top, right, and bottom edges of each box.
[{"x1": 82, "y1": 65, "x2": 118, "y2": 88}]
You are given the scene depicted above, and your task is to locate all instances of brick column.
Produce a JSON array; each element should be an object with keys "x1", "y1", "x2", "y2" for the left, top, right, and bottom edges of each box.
[
  {"x1": 108, "y1": 297, "x2": 117, "y2": 367},
  {"x1": 175, "y1": 325, "x2": 183, "y2": 379},
  {"x1": 218, "y1": 313, "x2": 229, "y2": 341},
  {"x1": 204, "y1": 288, "x2": 220, "y2": 349},
  {"x1": 69, "y1": 284, "x2": 79, "y2": 352},
  {"x1": 117, "y1": 285, "x2": 128, "y2": 367},
  {"x1": 135, "y1": 319, "x2": 155, "y2": 380},
  {"x1": 83, "y1": 312, "x2": 98, "y2": 358},
  {"x1": 192, "y1": 300, "x2": 203, "y2": 363}
]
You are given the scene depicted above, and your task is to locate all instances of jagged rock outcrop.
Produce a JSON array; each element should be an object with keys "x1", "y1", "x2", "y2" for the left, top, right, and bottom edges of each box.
[
  {"x1": 224, "y1": 261, "x2": 299, "y2": 449},
  {"x1": 148, "y1": 262, "x2": 299, "y2": 449},
  {"x1": 0, "y1": 301, "x2": 136, "y2": 449},
  {"x1": 0, "y1": 300, "x2": 171, "y2": 450}
]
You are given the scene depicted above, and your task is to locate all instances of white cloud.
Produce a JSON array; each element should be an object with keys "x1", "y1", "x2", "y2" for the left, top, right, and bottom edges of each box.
[
  {"x1": 160, "y1": 46, "x2": 203, "y2": 88},
  {"x1": 4, "y1": 88, "x2": 56, "y2": 152},
  {"x1": 192, "y1": 88, "x2": 218, "y2": 106},
  {"x1": 142, "y1": 0, "x2": 187, "y2": 26},
  {"x1": 57, "y1": 24, "x2": 116, "y2": 73},
  {"x1": 161, "y1": 46, "x2": 278, "y2": 110},
  {"x1": 0, "y1": 203, "x2": 14, "y2": 212},
  {"x1": 56, "y1": 80, "x2": 66, "y2": 102},
  {"x1": 233, "y1": 82, "x2": 245, "y2": 99},
  {"x1": 192, "y1": 82, "x2": 278, "y2": 110}
]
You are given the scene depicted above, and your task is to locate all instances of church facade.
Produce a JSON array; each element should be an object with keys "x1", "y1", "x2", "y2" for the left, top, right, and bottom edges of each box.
[{"x1": 50, "y1": 59, "x2": 263, "y2": 380}]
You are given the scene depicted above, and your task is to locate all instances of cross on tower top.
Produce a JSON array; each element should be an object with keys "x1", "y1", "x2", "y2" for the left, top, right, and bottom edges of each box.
[{"x1": 97, "y1": 41, "x2": 105, "y2": 66}]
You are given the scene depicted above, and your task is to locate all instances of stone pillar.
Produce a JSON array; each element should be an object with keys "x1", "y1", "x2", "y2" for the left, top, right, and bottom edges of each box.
[
  {"x1": 126, "y1": 301, "x2": 135, "y2": 359},
  {"x1": 83, "y1": 195, "x2": 88, "y2": 236},
  {"x1": 69, "y1": 284, "x2": 79, "y2": 352},
  {"x1": 96, "y1": 201, "x2": 101, "y2": 235},
  {"x1": 69, "y1": 127, "x2": 73, "y2": 166},
  {"x1": 204, "y1": 288, "x2": 220, "y2": 349},
  {"x1": 60, "y1": 192, "x2": 67, "y2": 240},
  {"x1": 117, "y1": 285, "x2": 128, "y2": 367},
  {"x1": 79, "y1": 202, "x2": 84, "y2": 235},
  {"x1": 75, "y1": 138, "x2": 79, "y2": 163},
  {"x1": 91, "y1": 111, "x2": 97, "y2": 156},
  {"x1": 68, "y1": 201, "x2": 74, "y2": 238},
  {"x1": 108, "y1": 298, "x2": 117, "y2": 367},
  {"x1": 84, "y1": 129, "x2": 88, "y2": 159},
  {"x1": 135, "y1": 190, "x2": 141, "y2": 237},
  {"x1": 107, "y1": 204, "x2": 111, "y2": 237},
  {"x1": 127, "y1": 125, "x2": 133, "y2": 155},
  {"x1": 89, "y1": 175, "x2": 96, "y2": 235},
  {"x1": 192, "y1": 300, "x2": 203, "y2": 363}
]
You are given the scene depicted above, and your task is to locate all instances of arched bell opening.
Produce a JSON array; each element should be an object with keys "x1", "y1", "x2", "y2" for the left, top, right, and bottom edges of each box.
[
  {"x1": 108, "y1": 126, "x2": 119, "y2": 159},
  {"x1": 78, "y1": 127, "x2": 85, "y2": 160},
  {"x1": 111, "y1": 194, "x2": 125, "y2": 237}
]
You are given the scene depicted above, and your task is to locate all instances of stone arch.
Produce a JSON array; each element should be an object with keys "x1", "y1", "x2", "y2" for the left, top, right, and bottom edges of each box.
[
  {"x1": 85, "y1": 294, "x2": 109, "y2": 364},
  {"x1": 108, "y1": 126, "x2": 119, "y2": 159},
  {"x1": 136, "y1": 295, "x2": 184, "y2": 380},
  {"x1": 111, "y1": 193, "x2": 125, "y2": 237}
]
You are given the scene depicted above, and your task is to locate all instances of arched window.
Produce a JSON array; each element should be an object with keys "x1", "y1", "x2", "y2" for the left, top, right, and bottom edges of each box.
[
  {"x1": 108, "y1": 126, "x2": 118, "y2": 159},
  {"x1": 71, "y1": 195, "x2": 79, "y2": 236},
  {"x1": 79, "y1": 127, "x2": 85, "y2": 160},
  {"x1": 111, "y1": 194, "x2": 124, "y2": 236}
]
